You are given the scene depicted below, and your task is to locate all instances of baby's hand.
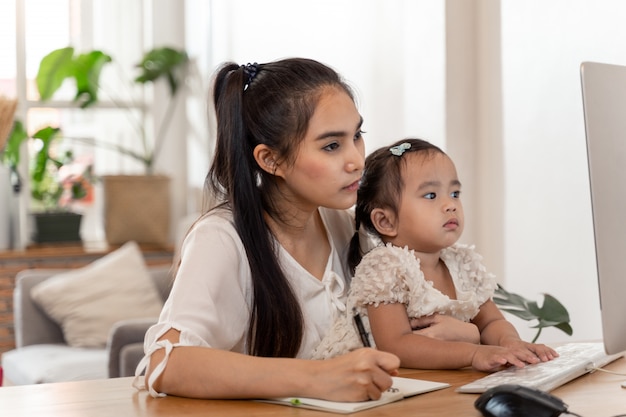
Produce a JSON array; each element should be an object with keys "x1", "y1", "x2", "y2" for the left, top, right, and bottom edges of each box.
[
  {"x1": 470, "y1": 345, "x2": 528, "y2": 372},
  {"x1": 500, "y1": 339, "x2": 559, "y2": 363},
  {"x1": 410, "y1": 314, "x2": 480, "y2": 344}
]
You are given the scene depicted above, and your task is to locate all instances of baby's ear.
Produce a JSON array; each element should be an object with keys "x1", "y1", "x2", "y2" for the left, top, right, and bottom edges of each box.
[{"x1": 371, "y1": 208, "x2": 398, "y2": 237}]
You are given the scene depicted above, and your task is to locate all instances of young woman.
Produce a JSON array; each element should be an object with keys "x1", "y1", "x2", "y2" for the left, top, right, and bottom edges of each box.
[
  {"x1": 313, "y1": 138, "x2": 558, "y2": 371},
  {"x1": 134, "y1": 58, "x2": 399, "y2": 401}
]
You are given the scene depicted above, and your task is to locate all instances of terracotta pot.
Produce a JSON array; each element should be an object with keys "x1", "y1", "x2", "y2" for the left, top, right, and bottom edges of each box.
[{"x1": 101, "y1": 175, "x2": 170, "y2": 246}]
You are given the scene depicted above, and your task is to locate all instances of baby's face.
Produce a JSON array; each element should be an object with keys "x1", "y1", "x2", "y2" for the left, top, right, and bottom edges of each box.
[{"x1": 391, "y1": 151, "x2": 464, "y2": 253}]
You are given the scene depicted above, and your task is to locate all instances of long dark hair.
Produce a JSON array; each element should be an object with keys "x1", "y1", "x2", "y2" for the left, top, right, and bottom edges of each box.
[
  {"x1": 207, "y1": 58, "x2": 355, "y2": 357},
  {"x1": 348, "y1": 138, "x2": 444, "y2": 273}
]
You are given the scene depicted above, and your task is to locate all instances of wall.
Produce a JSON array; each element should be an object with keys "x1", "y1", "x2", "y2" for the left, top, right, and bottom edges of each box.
[{"x1": 187, "y1": 0, "x2": 621, "y2": 345}]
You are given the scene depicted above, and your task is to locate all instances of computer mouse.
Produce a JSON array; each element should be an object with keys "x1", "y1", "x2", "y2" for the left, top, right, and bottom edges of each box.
[{"x1": 474, "y1": 384, "x2": 569, "y2": 417}]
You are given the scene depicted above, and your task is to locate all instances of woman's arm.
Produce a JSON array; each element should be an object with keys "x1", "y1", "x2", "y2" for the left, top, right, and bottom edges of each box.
[{"x1": 146, "y1": 328, "x2": 400, "y2": 401}]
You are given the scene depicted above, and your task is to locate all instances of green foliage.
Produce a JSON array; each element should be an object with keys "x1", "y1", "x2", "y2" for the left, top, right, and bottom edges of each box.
[
  {"x1": 134, "y1": 47, "x2": 189, "y2": 95},
  {"x1": 493, "y1": 284, "x2": 573, "y2": 343},
  {"x1": 0, "y1": 120, "x2": 28, "y2": 193},
  {"x1": 37, "y1": 47, "x2": 112, "y2": 108},
  {"x1": 34, "y1": 45, "x2": 189, "y2": 173}
]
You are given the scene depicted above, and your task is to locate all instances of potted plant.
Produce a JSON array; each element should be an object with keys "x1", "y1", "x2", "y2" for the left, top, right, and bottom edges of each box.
[
  {"x1": 1, "y1": 122, "x2": 95, "y2": 243},
  {"x1": 34, "y1": 46, "x2": 189, "y2": 245},
  {"x1": 493, "y1": 285, "x2": 573, "y2": 342}
]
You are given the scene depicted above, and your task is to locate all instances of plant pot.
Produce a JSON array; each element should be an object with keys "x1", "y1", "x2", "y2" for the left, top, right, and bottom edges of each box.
[
  {"x1": 31, "y1": 211, "x2": 83, "y2": 243},
  {"x1": 102, "y1": 175, "x2": 170, "y2": 246}
]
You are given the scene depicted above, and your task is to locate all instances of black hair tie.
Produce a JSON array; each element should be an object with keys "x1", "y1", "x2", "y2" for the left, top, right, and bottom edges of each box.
[{"x1": 242, "y1": 62, "x2": 260, "y2": 91}]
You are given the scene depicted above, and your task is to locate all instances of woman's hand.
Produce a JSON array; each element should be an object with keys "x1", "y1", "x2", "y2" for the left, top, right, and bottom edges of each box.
[
  {"x1": 311, "y1": 348, "x2": 400, "y2": 402},
  {"x1": 410, "y1": 314, "x2": 480, "y2": 344}
]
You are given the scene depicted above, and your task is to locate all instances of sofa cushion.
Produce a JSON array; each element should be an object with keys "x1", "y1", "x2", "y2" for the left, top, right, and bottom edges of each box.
[
  {"x1": 30, "y1": 241, "x2": 163, "y2": 348},
  {"x1": 1, "y1": 344, "x2": 107, "y2": 385}
]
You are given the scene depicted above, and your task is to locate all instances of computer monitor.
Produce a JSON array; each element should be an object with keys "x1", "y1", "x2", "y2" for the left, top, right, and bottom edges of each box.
[{"x1": 580, "y1": 61, "x2": 626, "y2": 355}]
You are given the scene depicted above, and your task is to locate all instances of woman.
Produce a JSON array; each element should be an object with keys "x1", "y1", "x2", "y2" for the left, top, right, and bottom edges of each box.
[{"x1": 134, "y1": 58, "x2": 399, "y2": 401}]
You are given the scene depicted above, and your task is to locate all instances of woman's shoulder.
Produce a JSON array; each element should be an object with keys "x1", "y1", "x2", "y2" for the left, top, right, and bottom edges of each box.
[{"x1": 182, "y1": 208, "x2": 242, "y2": 253}]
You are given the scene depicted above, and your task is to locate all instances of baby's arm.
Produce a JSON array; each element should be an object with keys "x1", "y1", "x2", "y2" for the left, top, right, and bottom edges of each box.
[
  {"x1": 472, "y1": 300, "x2": 559, "y2": 363},
  {"x1": 368, "y1": 302, "x2": 486, "y2": 369}
]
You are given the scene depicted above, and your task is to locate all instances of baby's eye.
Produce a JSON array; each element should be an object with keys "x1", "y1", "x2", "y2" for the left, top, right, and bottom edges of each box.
[
  {"x1": 322, "y1": 142, "x2": 340, "y2": 152},
  {"x1": 451, "y1": 190, "x2": 461, "y2": 198},
  {"x1": 424, "y1": 192, "x2": 436, "y2": 200}
]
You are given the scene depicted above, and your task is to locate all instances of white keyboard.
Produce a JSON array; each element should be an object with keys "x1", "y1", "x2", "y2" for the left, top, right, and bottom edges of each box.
[{"x1": 457, "y1": 342, "x2": 624, "y2": 394}]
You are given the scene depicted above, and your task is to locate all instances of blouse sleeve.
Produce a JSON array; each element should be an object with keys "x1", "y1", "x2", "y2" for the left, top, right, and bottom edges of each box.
[{"x1": 134, "y1": 211, "x2": 252, "y2": 397}]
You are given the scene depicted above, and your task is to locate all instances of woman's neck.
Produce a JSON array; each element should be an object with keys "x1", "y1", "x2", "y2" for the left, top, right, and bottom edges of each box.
[{"x1": 265, "y1": 208, "x2": 331, "y2": 280}]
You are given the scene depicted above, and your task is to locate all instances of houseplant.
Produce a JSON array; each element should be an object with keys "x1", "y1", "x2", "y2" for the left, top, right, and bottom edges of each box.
[
  {"x1": 1, "y1": 122, "x2": 94, "y2": 243},
  {"x1": 34, "y1": 45, "x2": 190, "y2": 245},
  {"x1": 493, "y1": 285, "x2": 573, "y2": 343}
]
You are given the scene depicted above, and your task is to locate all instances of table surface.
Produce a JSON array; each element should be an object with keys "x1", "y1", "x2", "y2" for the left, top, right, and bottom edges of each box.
[{"x1": 1, "y1": 357, "x2": 625, "y2": 417}]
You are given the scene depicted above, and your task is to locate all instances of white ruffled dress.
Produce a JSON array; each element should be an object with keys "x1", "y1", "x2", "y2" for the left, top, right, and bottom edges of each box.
[{"x1": 311, "y1": 243, "x2": 497, "y2": 360}]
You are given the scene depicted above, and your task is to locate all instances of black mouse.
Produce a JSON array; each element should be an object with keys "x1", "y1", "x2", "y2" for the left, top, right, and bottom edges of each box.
[{"x1": 474, "y1": 384, "x2": 569, "y2": 417}]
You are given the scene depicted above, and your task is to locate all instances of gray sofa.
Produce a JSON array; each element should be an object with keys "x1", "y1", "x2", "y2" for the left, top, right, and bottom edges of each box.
[{"x1": 1, "y1": 266, "x2": 171, "y2": 385}]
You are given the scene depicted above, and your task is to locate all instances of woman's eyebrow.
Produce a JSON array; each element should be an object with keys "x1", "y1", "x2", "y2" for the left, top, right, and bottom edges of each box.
[{"x1": 315, "y1": 116, "x2": 363, "y2": 141}]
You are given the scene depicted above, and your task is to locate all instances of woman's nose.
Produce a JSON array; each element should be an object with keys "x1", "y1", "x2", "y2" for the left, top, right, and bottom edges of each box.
[{"x1": 346, "y1": 145, "x2": 364, "y2": 172}]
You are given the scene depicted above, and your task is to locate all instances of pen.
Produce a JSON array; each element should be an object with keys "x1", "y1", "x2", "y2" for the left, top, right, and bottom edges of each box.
[{"x1": 353, "y1": 307, "x2": 371, "y2": 347}]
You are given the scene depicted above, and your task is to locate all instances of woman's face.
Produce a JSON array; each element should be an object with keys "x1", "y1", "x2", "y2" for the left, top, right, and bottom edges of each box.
[{"x1": 274, "y1": 88, "x2": 365, "y2": 211}]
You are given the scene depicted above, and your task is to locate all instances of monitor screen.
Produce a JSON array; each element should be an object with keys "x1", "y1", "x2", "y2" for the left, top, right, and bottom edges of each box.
[{"x1": 580, "y1": 61, "x2": 626, "y2": 355}]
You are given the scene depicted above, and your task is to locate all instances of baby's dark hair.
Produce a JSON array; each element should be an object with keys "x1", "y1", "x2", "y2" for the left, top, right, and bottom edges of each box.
[{"x1": 348, "y1": 138, "x2": 445, "y2": 273}]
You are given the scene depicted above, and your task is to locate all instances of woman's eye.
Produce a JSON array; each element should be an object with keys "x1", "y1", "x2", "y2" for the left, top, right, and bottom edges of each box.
[
  {"x1": 323, "y1": 142, "x2": 340, "y2": 152},
  {"x1": 451, "y1": 190, "x2": 461, "y2": 198},
  {"x1": 424, "y1": 192, "x2": 436, "y2": 200},
  {"x1": 354, "y1": 130, "x2": 366, "y2": 141}
]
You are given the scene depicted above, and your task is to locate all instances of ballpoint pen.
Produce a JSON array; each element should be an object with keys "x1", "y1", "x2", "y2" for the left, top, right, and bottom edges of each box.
[{"x1": 352, "y1": 307, "x2": 371, "y2": 347}]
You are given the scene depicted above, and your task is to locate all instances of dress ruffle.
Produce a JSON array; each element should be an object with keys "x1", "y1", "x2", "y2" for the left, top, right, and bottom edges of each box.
[{"x1": 311, "y1": 243, "x2": 496, "y2": 360}]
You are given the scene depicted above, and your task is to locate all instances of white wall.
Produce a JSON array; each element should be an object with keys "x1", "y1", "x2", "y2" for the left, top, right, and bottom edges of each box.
[
  {"x1": 496, "y1": 0, "x2": 626, "y2": 343},
  {"x1": 184, "y1": 0, "x2": 626, "y2": 344}
]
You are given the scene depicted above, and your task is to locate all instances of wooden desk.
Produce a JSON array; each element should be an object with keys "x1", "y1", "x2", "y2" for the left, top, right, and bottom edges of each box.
[{"x1": 1, "y1": 357, "x2": 625, "y2": 416}]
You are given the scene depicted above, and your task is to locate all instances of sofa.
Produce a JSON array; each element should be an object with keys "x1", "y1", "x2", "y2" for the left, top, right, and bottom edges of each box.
[{"x1": 1, "y1": 251, "x2": 172, "y2": 385}]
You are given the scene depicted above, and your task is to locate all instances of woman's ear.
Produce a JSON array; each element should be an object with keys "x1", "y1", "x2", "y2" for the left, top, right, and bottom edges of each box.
[
  {"x1": 371, "y1": 208, "x2": 398, "y2": 238},
  {"x1": 253, "y1": 144, "x2": 280, "y2": 176}
]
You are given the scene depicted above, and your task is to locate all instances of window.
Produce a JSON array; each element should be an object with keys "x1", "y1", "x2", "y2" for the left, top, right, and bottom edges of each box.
[{"x1": 2, "y1": 0, "x2": 176, "y2": 245}]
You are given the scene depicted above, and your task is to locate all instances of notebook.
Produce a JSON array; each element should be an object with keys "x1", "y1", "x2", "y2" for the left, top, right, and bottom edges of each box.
[{"x1": 260, "y1": 376, "x2": 449, "y2": 414}]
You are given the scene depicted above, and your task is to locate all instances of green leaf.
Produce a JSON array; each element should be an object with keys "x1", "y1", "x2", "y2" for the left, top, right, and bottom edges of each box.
[
  {"x1": 36, "y1": 47, "x2": 75, "y2": 101},
  {"x1": 31, "y1": 126, "x2": 61, "y2": 183},
  {"x1": 537, "y1": 293, "x2": 570, "y2": 323},
  {"x1": 1, "y1": 120, "x2": 28, "y2": 168},
  {"x1": 36, "y1": 47, "x2": 112, "y2": 108},
  {"x1": 554, "y1": 322, "x2": 574, "y2": 336},
  {"x1": 134, "y1": 47, "x2": 188, "y2": 94},
  {"x1": 497, "y1": 307, "x2": 538, "y2": 321},
  {"x1": 71, "y1": 50, "x2": 112, "y2": 108},
  {"x1": 493, "y1": 285, "x2": 573, "y2": 341}
]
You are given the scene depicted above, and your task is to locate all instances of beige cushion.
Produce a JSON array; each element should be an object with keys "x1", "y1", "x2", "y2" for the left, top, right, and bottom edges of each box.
[{"x1": 30, "y1": 241, "x2": 163, "y2": 348}]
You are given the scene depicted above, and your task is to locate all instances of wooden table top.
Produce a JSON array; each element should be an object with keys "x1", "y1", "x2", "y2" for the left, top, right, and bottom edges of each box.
[{"x1": 1, "y1": 357, "x2": 624, "y2": 416}]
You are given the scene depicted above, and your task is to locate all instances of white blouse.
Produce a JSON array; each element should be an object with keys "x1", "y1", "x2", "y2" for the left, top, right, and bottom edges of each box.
[
  {"x1": 134, "y1": 207, "x2": 356, "y2": 397},
  {"x1": 312, "y1": 243, "x2": 497, "y2": 360}
]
